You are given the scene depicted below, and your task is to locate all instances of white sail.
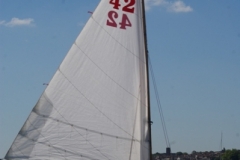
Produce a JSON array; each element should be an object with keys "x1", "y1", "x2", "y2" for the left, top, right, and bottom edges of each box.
[{"x1": 5, "y1": 0, "x2": 150, "y2": 159}]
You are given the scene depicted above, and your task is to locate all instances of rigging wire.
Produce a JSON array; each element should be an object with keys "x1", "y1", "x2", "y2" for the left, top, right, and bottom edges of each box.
[{"x1": 149, "y1": 58, "x2": 171, "y2": 148}]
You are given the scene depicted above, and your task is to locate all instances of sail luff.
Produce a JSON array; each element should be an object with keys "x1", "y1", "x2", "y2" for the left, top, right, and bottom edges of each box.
[{"x1": 141, "y1": 0, "x2": 153, "y2": 159}]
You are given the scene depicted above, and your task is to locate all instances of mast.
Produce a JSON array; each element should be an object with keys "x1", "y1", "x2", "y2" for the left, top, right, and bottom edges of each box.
[{"x1": 141, "y1": 0, "x2": 153, "y2": 159}]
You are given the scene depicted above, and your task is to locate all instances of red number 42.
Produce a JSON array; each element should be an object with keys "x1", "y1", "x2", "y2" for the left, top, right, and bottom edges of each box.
[
  {"x1": 107, "y1": 11, "x2": 132, "y2": 29},
  {"x1": 110, "y1": 0, "x2": 121, "y2": 10},
  {"x1": 110, "y1": 0, "x2": 135, "y2": 13}
]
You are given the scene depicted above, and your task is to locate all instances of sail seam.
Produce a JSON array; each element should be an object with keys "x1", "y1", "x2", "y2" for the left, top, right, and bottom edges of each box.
[
  {"x1": 33, "y1": 110, "x2": 140, "y2": 143},
  {"x1": 12, "y1": 115, "x2": 68, "y2": 160},
  {"x1": 9, "y1": 143, "x2": 26, "y2": 159},
  {"x1": 90, "y1": 15, "x2": 146, "y2": 64},
  {"x1": 129, "y1": 86, "x2": 141, "y2": 160},
  {"x1": 58, "y1": 69, "x2": 136, "y2": 138},
  {"x1": 48, "y1": 98, "x2": 112, "y2": 160},
  {"x1": 73, "y1": 42, "x2": 147, "y2": 108},
  {"x1": 5, "y1": 94, "x2": 67, "y2": 160},
  {"x1": 8, "y1": 134, "x2": 104, "y2": 160}
]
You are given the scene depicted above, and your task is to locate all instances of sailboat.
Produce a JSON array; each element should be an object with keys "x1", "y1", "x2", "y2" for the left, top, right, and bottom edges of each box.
[{"x1": 4, "y1": 0, "x2": 153, "y2": 159}]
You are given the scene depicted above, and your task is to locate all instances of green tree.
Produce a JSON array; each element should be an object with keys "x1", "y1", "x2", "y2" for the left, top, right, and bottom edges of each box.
[
  {"x1": 177, "y1": 152, "x2": 183, "y2": 156},
  {"x1": 221, "y1": 149, "x2": 240, "y2": 160}
]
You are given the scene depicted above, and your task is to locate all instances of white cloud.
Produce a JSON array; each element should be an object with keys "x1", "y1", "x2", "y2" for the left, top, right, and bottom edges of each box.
[
  {"x1": 168, "y1": 1, "x2": 193, "y2": 13},
  {"x1": 4, "y1": 18, "x2": 34, "y2": 27},
  {"x1": 145, "y1": 0, "x2": 193, "y2": 13},
  {"x1": 145, "y1": 0, "x2": 167, "y2": 10},
  {"x1": 0, "y1": 20, "x2": 6, "y2": 25}
]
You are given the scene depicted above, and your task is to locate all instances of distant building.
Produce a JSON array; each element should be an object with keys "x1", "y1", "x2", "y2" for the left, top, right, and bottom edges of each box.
[{"x1": 152, "y1": 150, "x2": 222, "y2": 160}]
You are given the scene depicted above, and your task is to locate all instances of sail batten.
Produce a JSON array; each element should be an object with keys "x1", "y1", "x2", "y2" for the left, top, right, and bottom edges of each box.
[{"x1": 5, "y1": 0, "x2": 150, "y2": 159}]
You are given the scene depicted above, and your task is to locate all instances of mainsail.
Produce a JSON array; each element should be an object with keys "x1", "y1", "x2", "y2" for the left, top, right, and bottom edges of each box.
[{"x1": 5, "y1": 0, "x2": 151, "y2": 159}]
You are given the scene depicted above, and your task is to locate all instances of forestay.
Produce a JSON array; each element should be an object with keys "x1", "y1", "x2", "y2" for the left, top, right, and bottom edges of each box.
[{"x1": 5, "y1": 0, "x2": 151, "y2": 159}]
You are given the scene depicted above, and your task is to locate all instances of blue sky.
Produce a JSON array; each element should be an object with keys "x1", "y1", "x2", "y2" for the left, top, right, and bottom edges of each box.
[{"x1": 0, "y1": 0, "x2": 240, "y2": 157}]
